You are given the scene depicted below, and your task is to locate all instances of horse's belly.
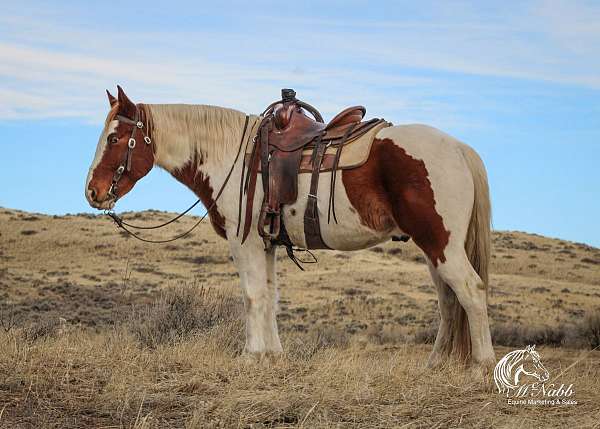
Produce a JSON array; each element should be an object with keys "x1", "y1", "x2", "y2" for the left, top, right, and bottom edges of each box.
[{"x1": 281, "y1": 172, "x2": 395, "y2": 251}]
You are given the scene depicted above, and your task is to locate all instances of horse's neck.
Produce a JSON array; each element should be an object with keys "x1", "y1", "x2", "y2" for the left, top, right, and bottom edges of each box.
[
  {"x1": 144, "y1": 104, "x2": 250, "y2": 221},
  {"x1": 147, "y1": 104, "x2": 247, "y2": 176}
]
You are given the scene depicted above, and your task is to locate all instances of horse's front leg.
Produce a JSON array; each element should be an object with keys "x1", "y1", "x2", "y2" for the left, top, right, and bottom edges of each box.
[{"x1": 229, "y1": 236, "x2": 282, "y2": 356}]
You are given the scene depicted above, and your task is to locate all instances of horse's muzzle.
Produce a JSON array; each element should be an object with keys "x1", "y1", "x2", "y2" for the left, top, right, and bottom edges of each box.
[{"x1": 86, "y1": 187, "x2": 115, "y2": 210}]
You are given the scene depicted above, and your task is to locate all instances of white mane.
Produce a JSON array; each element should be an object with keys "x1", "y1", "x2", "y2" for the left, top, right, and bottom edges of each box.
[{"x1": 146, "y1": 104, "x2": 250, "y2": 173}]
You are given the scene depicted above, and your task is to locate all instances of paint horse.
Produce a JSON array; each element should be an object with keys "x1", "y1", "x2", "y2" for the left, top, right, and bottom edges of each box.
[
  {"x1": 494, "y1": 345, "x2": 550, "y2": 394},
  {"x1": 86, "y1": 86, "x2": 495, "y2": 367}
]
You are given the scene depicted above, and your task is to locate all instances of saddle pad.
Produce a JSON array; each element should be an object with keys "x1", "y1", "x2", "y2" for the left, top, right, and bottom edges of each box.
[{"x1": 245, "y1": 120, "x2": 391, "y2": 173}]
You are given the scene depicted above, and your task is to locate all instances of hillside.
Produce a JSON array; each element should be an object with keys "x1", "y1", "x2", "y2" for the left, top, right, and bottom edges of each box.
[
  {"x1": 0, "y1": 207, "x2": 599, "y2": 428},
  {"x1": 1, "y1": 207, "x2": 599, "y2": 334}
]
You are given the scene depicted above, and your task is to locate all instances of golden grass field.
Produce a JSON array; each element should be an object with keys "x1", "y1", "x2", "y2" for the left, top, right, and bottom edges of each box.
[{"x1": 1, "y1": 207, "x2": 599, "y2": 428}]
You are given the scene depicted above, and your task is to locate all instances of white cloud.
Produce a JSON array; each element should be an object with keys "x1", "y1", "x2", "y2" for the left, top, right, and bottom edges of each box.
[{"x1": 0, "y1": 1, "x2": 598, "y2": 124}]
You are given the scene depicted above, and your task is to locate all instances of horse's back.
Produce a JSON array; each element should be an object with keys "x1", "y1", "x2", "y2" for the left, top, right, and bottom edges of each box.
[{"x1": 376, "y1": 123, "x2": 467, "y2": 158}]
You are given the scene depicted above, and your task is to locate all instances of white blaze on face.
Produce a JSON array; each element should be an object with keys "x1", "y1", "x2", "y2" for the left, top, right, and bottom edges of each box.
[{"x1": 85, "y1": 120, "x2": 118, "y2": 205}]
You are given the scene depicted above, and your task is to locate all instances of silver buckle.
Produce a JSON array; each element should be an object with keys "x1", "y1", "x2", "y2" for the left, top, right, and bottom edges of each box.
[
  {"x1": 136, "y1": 121, "x2": 143, "y2": 129},
  {"x1": 144, "y1": 136, "x2": 151, "y2": 145},
  {"x1": 116, "y1": 165, "x2": 125, "y2": 174},
  {"x1": 128, "y1": 138, "x2": 136, "y2": 148}
]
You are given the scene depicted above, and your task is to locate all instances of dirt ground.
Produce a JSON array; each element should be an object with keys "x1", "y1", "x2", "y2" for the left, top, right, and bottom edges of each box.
[{"x1": 1, "y1": 207, "x2": 599, "y2": 428}]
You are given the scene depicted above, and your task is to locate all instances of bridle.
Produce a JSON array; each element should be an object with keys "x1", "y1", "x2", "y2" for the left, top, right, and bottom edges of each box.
[
  {"x1": 104, "y1": 111, "x2": 251, "y2": 244},
  {"x1": 107, "y1": 107, "x2": 153, "y2": 201}
]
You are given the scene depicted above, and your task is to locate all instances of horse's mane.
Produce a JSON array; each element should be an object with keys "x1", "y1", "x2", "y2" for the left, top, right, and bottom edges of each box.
[
  {"x1": 146, "y1": 104, "x2": 248, "y2": 170},
  {"x1": 494, "y1": 349, "x2": 527, "y2": 391}
]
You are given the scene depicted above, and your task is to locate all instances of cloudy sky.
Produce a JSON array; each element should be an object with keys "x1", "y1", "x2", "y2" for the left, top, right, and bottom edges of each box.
[{"x1": 1, "y1": 0, "x2": 599, "y2": 245}]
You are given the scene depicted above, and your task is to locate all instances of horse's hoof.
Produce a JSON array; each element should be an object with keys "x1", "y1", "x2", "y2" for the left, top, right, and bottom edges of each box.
[
  {"x1": 469, "y1": 359, "x2": 495, "y2": 381},
  {"x1": 426, "y1": 353, "x2": 445, "y2": 369},
  {"x1": 475, "y1": 356, "x2": 496, "y2": 372},
  {"x1": 238, "y1": 352, "x2": 260, "y2": 365},
  {"x1": 240, "y1": 350, "x2": 283, "y2": 366}
]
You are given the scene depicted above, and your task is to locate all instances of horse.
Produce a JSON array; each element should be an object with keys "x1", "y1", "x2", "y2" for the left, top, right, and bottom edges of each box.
[
  {"x1": 494, "y1": 345, "x2": 550, "y2": 393},
  {"x1": 85, "y1": 86, "x2": 495, "y2": 368}
]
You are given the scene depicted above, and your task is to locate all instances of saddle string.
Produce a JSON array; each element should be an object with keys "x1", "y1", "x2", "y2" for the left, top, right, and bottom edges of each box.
[
  {"x1": 327, "y1": 122, "x2": 357, "y2": 224},
  {"x1": 107, "y1": 115, "x2": 250, "y2": 243},
  {"x1": 235, "y1": 136, "x2": 250, "y2": 237},
  {"x1": 236, "y1": 118, "x2": 264, "y2": 237}
]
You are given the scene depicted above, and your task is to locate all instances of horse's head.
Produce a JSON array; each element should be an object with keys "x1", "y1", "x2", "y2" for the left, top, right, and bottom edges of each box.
[
  {"x1": 85, "y1": 86, "x2": 154, "y2": 210},
  {"x1": 521, "y1": 345, "x2": 550, "y2": 383}
]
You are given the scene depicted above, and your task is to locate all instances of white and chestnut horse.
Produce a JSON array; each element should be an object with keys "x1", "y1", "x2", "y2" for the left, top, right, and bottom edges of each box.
[{"x1": 86, "y1": 86, "x2": 495, "y2": 367}]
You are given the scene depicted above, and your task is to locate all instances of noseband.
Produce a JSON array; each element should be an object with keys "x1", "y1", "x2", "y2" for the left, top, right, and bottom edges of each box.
[{"x1": 107, "y1": 108, "x2": 153, "y2": 201}]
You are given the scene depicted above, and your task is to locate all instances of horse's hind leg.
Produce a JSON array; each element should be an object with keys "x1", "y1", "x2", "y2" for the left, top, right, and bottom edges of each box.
[
  {"x1": 426, "y1": 262, "x2": 469, "y2": 367},
  {"x1": 434, "y1": 246, "x2": 494, "y2": 367}
]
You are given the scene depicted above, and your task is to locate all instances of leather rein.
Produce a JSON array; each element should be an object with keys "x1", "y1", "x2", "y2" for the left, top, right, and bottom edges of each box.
[{"x1": 105, "y1": 110, "x2": 250, "y2": 244}]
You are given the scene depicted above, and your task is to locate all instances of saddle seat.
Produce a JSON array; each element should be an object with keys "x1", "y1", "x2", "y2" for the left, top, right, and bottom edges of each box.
[
  {"x1": 270, "y1": 103, "x2": 367, "y2": 151},
  {"x1": 240, "y1": 89, "x2": 390, "y2": 259}
]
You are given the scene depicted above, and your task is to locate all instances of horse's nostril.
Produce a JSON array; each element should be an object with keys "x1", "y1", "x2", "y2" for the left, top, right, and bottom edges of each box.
[{"x1": 89, "y1": 187, "x2": 97, "y2": 201}]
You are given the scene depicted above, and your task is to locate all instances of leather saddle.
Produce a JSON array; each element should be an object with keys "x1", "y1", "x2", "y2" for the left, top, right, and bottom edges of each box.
[{"x1": 240, "y1": 89, "x2": 389, "y2": 264}]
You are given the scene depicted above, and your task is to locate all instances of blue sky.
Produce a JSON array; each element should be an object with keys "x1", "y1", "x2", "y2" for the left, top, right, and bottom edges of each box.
[{"x1": 1, "y1": 1, "x2": 599, "y2": 246}]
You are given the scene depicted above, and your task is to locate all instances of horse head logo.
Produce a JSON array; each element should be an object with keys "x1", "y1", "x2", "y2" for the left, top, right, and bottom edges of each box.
[{"x1": 493, "y1": 345, "x2": 550, "y2": 394}]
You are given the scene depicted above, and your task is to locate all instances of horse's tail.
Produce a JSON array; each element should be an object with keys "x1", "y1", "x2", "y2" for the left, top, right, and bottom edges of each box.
[
  {"x1": 431, "y1": 144, "x2": 491, "y2": 363},
  {"x1": 459, "y1": 143, "x2": 492, "y2": 289}
]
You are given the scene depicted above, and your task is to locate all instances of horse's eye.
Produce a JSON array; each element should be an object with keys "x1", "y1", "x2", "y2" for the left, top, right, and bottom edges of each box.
[{"x1": 107, "y1": 134, "x2": 118, "y2": 145}]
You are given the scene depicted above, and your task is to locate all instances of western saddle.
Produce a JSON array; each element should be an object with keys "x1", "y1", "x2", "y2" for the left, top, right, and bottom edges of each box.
[{"x1": 240, "y1": 89, "x2": 390, "y2": 266}]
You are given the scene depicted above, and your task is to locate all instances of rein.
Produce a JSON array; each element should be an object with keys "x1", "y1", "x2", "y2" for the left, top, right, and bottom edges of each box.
[{"x1": 106, "y1": 114, "x2": 250, "y2": 244}]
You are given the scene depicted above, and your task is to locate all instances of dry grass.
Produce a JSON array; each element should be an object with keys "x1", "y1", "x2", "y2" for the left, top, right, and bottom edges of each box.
[
  {"x1": 1, "y1": 288, "x2": 599, "y2": 428},
  {"x1": 579, "y1": 311, "x2": 600, "y2": 349},
  {"x1": 490, "y1": 310, "x2": 600, "y2": 349},
  {"x1": 128, "y1": 284, "x2": 243, "y2": 349},
  {"x1": 0, "y1": 325, "x2": 599, "y2": 427}
]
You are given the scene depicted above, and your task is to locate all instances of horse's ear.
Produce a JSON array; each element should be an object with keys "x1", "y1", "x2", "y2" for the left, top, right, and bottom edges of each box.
[
  {"x1": 106, "y1": 89, "x2": 117, "y2": 107},
  {"x1": 116, "y1": 85, "x2": 136, "y2": 117}
]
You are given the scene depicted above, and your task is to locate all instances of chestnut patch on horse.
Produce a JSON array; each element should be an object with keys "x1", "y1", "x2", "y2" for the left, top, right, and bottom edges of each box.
[
  {"x1": 170, "y1": 162, "x2": 227, "y2": 239},
  {"x1": 342, "y1": 138, "x2": 450, "y2": 266}
]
